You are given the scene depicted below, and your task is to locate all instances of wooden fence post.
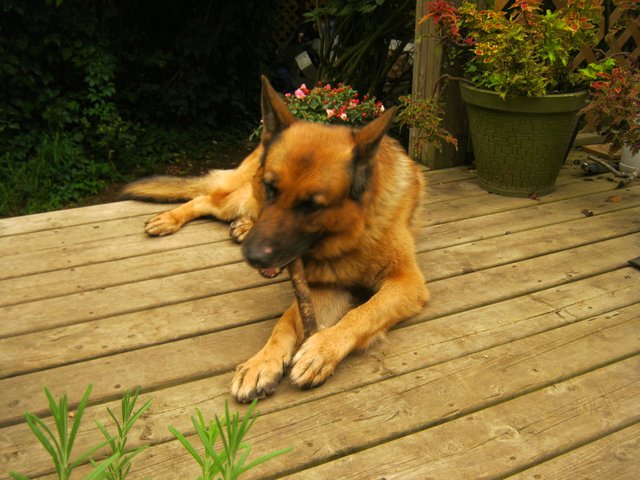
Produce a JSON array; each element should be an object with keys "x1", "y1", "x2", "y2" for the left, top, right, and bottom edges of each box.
[{"x1": 410, "y1": 0, "x2": 469, "y2": 169}]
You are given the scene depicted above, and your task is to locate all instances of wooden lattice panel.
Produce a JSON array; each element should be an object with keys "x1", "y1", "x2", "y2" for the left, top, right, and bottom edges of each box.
[
  {"x1": 273, "y1": 0, "x2": 302, "y2": 48},
  {"x1": 272, "y1": 0, "x2": 331, "y2": 48}
]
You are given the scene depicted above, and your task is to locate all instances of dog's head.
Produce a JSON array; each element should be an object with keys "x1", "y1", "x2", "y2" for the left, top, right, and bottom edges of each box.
[{"x1": 242, "y1": 76, "x2": 396, "y2": 272}]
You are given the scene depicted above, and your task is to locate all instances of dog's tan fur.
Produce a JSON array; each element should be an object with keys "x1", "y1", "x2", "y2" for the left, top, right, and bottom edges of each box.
[{"x1": 122, "y1": 76, "x2": 429, "y2": 402}]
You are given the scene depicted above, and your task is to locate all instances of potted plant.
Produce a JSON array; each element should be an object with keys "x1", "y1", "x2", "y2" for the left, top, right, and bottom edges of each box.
[
  {"x1": 252, "y1": 81, "x2": 387, "y2": 139},
  {"x1": 580, "y1": 61, "x2": 640, "y2": 174},
  {"x1": 423, "y1": 0, "x2": 607, "y2": 197}
]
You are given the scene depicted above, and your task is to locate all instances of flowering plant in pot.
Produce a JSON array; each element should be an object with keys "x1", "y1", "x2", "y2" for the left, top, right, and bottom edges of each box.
[
  {"x1": 423, "y1": 0, "x2": 607, "y2": 197},
  {"x1": 252, "y1": 82, "x2": 386, "y2": 139},
  {"x1": 280, "y1": 82, "x2": 385, "y2": 125},
  {"x1": 580, "y1": 61, "x2": 640, "y2": 173}
]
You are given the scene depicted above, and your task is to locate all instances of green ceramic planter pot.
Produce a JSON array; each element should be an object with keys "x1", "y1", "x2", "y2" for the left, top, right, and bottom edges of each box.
[{"x1": 460, "y1": 83, "x2": 589, "y2": 197}]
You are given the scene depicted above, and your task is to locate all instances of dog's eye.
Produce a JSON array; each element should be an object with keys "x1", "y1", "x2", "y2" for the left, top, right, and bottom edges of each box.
[
  {"x1": 263, "y1": 181, "x2": 278, "y2": 201},
  {"x1": 296, "y1": 197, "x2": 325, "y2": 213}
]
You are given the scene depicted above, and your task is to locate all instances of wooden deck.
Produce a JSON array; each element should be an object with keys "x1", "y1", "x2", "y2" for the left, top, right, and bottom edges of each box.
[{"x1": 1, "y1": 155, "x2": 639, "y2": 479}]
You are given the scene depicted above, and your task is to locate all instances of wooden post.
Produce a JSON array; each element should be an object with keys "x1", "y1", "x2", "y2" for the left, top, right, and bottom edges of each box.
[{"x1": 410, "y1": 0, "x2": 469, "y2": 169}]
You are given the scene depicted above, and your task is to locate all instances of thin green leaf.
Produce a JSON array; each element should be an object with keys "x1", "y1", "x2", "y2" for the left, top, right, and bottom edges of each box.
[
  {"x1": 68, "y1": 384, "x2": 93, "y2": 451},
  {"x1": 106, "y1": 407, "x2": 124, "y2": 438},
  {"x1": 69, "y1": 437, "x2": 112, "y2": 470},
  {"x1": 86, "y1": 452, "x2": 120, "y2": 480},
  {"x1": 24, "y1": 413, "x2": 62, "y2": 470},
  {"x1": 43, "y1": 388, "x2": 66, "y2": 455},
  {"x1": 95, "y1": 420, "x2": 117, "y2": 451},
  {"x1": 238, "y1": 447, "x2": 293, "y2": 474},
  {"x1": 121, "y1": 444, "x2": 149, "y2": 463},
  {"x1": 232, "y1": 444, "x2": 253, "y2": 475},
  {"x1": 215, "y1": 414, "x2": 231, "y2": 465},
  {"x1": 9, "y1": 473, "x2": 31, "y2": 480},
  {"x1": 207, "y1": 447, "x2": 227, "y2": 478},
  {"x1": 168, "y1": 425, "x2": 204, "y2": 468},
  {"x1": 124, "y1": 398, "x2": 151, "y2": 431}
]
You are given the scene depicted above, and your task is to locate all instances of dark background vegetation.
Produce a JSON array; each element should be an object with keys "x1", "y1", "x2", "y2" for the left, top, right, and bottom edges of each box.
[{"x1": 0, "y1": 0, "x2": 415, "y2": 217}]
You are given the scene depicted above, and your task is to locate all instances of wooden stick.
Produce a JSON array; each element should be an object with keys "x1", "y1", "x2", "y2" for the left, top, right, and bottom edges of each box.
[{"x1": 287, "y1": 257, "x2": 317, "y2": 336}]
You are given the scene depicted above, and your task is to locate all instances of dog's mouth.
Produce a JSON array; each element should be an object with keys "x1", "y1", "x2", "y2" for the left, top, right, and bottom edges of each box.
[
  {"x1": 258, "y1": 266, "x2": 284, "y2": 278},
  {"x1": 243, "y1": 234, "x2": 321, "y2": 279}
]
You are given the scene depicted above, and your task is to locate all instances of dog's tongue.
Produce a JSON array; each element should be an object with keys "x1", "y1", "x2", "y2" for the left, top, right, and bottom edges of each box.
[{"x1": 259, "y1": 267, "x2": 283, "y2": 278}]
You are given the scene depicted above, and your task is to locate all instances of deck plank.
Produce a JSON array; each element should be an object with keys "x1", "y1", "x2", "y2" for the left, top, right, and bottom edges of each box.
[
  {"x1": 506, "y1": 423, "x2": 640, "y2": 480},
  {"x1": 1, "y1": 162, "x2": 638, "y2": 480},
  {"x1": 280, "y1": 357, "x2": 640, "y2": 480}
]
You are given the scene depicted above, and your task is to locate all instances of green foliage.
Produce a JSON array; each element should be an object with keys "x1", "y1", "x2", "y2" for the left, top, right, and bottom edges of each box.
[
  {"x1": 581, "y1": 61, "x2": 640, "y2": 154},
  {"x1": 94, "y1": 388, "x2": 152, "y2": 480},
  {"x1": 12, "y1": 386, "x2": 289, "y2": 479},
  {"x1": 169, "y1": 399, "x2": 291, "y2": 480},
  {"x1": 423, "y1": 0, "x2": 605, "y2": 97},
  {"x1": 0, "y1": 131, "x2": 114, "y2": 215},
  {"x1": 304, "y1": 0, "x2": 414, "y2": 97},
  {"x1": 9, "y1": 385, "x2": 119, "y2": 480},
  {"x1": 396, "y1": 94, "x2": 457, "y2": 152},
  {"x1": 0, "y1": 0, "x2": 277, "y2": 217}
]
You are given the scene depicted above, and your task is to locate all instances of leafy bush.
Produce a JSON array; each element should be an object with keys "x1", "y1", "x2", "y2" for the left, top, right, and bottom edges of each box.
[
  {"x1": 581, "y1": 62, "x2": 640, "y2": 154},
  {"x1": 304, "y1": 0, "x2": 415, "y2": 98},
  {"x1": 0, "y1": 0, "x2": 277, "y2": 217},
  {"x1": 423, "y1": 0, "x2": 604, "y2": 97},
  {"x1": 396, "y1": 94, "x2": 457, "y2": 152}
]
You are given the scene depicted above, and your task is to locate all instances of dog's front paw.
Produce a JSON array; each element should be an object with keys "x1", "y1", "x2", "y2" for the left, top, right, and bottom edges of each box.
[
  {"x1": 290, "y1": 331, "x2": 344, "y2": 389},
  {"x1": 144, "y1": 212, "x2": 183, "y2": 236},
  {"x1": 229, "y1": 217, "x2": 254, "y2": 243},
  {"x1": 231, "y1": 349, "x2": 288, "y2": 403}
]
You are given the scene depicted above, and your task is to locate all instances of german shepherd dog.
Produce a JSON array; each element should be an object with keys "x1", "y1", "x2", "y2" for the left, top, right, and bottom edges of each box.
[{"x1": 122, "y1": 76, "x2": 430, "y2": 402}]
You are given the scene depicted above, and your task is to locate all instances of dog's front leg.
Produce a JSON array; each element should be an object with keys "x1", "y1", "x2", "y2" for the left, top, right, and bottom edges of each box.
[
  {"x1": 289, "y1": 270, "x2": 429, "y2": 389},
  {"x1": 231, "y1": 301, "x2": 304, "y2": 403}
]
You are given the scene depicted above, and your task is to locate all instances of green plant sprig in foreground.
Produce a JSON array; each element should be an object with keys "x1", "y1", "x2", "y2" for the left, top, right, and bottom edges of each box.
[
  {"x1": 94, "y1": 388, "x2": 152, "y2": 480},
  {"x1": 10, "y1": 384, "x2": 119, "y2": 480},
  {"x1": 169, "y1": 399, "x2": 292, "y2": 480},
  {"x1": 11, "y1": 386, "x2": 289, "y2": 479}
]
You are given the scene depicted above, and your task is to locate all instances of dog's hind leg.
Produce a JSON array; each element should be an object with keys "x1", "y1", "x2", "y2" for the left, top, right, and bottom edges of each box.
[
  {"x1": 144, "y1": 181, "x2": 258, "y2": 237},
  {"x1": 142, "y1": 150, "x2": 261, "y2": 237}
]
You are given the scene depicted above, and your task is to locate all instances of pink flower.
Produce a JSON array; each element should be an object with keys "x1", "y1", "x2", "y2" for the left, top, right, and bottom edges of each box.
[
  {"x1": 285, "y1": 92, "x2": 292, "y2": 97},
  {"x1": 294, "y1": 88, "x2": 306, "y2": 98},
  {"x1": 339, "y1": 112, "x2": 348, "y2": 121},
  {"x1": 326, "y1": 108, "x2": 335, "y2": 118}
]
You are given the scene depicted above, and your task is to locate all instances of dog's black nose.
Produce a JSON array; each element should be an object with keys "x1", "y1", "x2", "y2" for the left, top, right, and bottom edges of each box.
[{"x1": 242, "y1": 241, "x2": 276, "y2": 268}]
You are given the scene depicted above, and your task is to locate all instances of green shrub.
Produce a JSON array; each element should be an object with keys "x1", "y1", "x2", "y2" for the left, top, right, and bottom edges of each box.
[{"x1": 0, "y1": 0, "x2": 277, "y2": 217}]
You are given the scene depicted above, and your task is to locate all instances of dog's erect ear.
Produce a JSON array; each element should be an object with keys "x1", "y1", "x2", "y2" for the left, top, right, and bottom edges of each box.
[
  {"x1": 350, "y1": 107, "x2": 396, "y2": 199},
  {"x1": 261, "y1": 75, "x2": 296, "y2": 143}
]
